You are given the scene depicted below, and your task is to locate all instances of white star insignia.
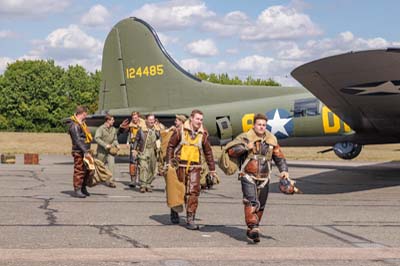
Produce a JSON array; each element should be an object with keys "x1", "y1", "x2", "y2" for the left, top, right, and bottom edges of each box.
[
  {"x1": 349, "y1": 81, "x2": 400, "y2": 95},
  {"x1": 267, "y1": 109, "x2": 292, "y2": 136}
]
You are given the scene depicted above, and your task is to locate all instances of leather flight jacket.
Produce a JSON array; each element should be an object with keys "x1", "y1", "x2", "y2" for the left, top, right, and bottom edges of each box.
[
  {"x1": 68, "y1": 122, "x2": 90, "y2": 154},
  {"x1": 243, "y1": 141, "x2": 272, "y2": 179},
  {"x1": 237, "y1": 141, "x2": 288, "y2": 180},
  {"x1": 132, "y1": 128, "x2": 160, "y2": 153}
]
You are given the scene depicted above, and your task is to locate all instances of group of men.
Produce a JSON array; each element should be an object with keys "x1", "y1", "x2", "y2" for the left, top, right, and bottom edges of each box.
[{"x1": 67, "y1": 106, "x2": 290, "y2": 243}]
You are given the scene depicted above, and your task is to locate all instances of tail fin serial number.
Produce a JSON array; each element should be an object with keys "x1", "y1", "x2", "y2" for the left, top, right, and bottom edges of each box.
[{"x1": 126, "y1": 64, "x2": 164, "y2": 79}]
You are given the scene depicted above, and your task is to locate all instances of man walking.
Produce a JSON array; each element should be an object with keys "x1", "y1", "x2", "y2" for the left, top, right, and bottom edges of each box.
[
  {"x1": 166, "y1": 109, "x2": 217, "y2": 229},
  {"x1": 132, "y1": 114, "x2": 161, "y2": 193},
  {"x1": 67, "y1": 106, "x2": 93, "y2": 198},
  {"x1": 119, "y1": 111, "x2": 144, "y2": 188},
  {"x1": 224, "y1": 113, "x2": 289, "y2": 243},
  {"x1": 95, "y1": 114, "x2": 119, "y2": 187}
]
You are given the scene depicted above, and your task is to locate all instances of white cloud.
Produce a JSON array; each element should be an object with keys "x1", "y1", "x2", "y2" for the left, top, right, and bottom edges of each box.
[
  {"x1": 202, "y1": 11, "x2": 250, "y2": 37},
  {"x1": 231, "y1": 55, "x2": 274, "y2": 73},
  {"x1": 80, "y1": 4, "x2": 110, "y2": 27},
  {"x1": 177, "y1": 54, "x2": 300, "y2": 86},
  {"x1": 180, "y1": 58, "x2": 206, "y2": 73},
  {"x1": 0, "y1": 56, "x2": 13, "y2": 73},
  {"x1": 29, "y1": 25, "x2": 102, "y2": 72},
  {"x1": 0, "y1": 30, "x2": 16, "y2": 39},
  {"x1": 278, "y1": 42, "x2": 311, "y2": 60},
  {"x1": 280, "y1": 31, "x2": 394, "y2": 62},
  {"x1": 185, "y1": 39, "x2": 218, "y2": 57},
  {"x1": 131, "y1": 0, "x2": 215, "y2": 30},
  {"x1": 200, "y1": 4, "x2": 321, "y2": 41},
  {"x1": 241, "y1": 5, "x2": 322, "y2": 41},
  {"x1": 0, "y1": 0, "x2": 70, "y2": 17},
  {"x1": 157, "y1": 32, "x2": 179, "y2": 46},
  {"x1": 224, "y1": 56, "x2": 301, "y2": 85}
]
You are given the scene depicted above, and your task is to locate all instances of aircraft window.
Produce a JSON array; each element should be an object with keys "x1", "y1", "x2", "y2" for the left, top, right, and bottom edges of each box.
[
  {"x1": 221, "y1": 121, "x2": 229, "y2": 129},
  {"x1": 293, "y1": 98, "x2": 320, "y2": 117}
]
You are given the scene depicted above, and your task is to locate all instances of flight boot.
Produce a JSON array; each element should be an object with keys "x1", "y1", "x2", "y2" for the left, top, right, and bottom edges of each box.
[
  {"x1": 170, "y1": 209, "x2": 180, "y2": 224},
  {"x1": 246, "y1": 227, "x2": 260, "y2": 243},
  {"x1": 186, "y1": 212, "x2": 199, "y2": 230},
  {"x1": 74, "y1": 189, "x2": 86, "y2": 198},
  {"x1": 81, "y1": 186, "x2": 90, "y2": 197}
]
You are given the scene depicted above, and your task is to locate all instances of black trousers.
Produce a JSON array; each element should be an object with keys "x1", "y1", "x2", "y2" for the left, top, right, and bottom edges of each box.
[{"x1": 241, "y1": 177, "x2": 269, "y2": 211}]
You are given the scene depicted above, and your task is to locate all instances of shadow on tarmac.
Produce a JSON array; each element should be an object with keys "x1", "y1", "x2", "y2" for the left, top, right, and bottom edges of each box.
[
  {"x1": 200, "y1": 224, "x2": 275, "y2": 244},
  {"x1": 60, "y1": 190, "x2": 108, "y2": 197},
  {"x1": 150, "y1": 214, "x2": 275, "y2": 244},
  {"x1": 53, "y1": 155, "x2": 129, "y2": 165},
  {"x1": 272, "y1": 161, "x2": 400, "y2": 195}
]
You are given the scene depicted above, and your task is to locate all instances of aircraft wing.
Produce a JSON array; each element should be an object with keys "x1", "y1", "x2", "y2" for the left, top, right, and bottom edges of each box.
[{"x1": 291, "y1": 48, "x2": 400, "y2": 136}]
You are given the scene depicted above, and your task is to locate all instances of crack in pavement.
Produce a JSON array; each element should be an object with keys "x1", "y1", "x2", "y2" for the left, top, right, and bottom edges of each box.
[
  {"x1": 38, "y1": 198, "x2": 58, "y2": 225},
  {"x1": 92, "y1": 225, "x2": 149, "y2": 248},
  {"x1": 23, "y1": 169, "x2": 47, "y2": 190}
]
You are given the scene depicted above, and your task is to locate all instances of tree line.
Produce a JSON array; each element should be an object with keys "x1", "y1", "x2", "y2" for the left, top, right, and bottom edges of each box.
[
  {"x1": 0, "y1": 60, "x2": 280, "y2": 132},
  {"x1": 0, "y1": 60, "x2": 100, "y2": 132},
  {"x1": 195, "y1": 72, "x2": 281, "y2": 86}
]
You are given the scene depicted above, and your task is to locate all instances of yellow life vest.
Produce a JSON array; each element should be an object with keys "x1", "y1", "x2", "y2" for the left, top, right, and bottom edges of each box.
[
  {"x1": 70, "y1": 115, "x2": 93, "y2": 143},
  {"x1": 179, "y1": 128, "x2": 202, "y2": 173},
  {"x1": 130, "y1": 126, "x2": 139, "y2": 141}
]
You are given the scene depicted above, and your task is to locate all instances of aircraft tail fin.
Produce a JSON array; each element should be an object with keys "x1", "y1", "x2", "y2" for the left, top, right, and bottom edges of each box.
[{"x1": 98, "y1": 17, "x2": 202, "y2": 112}]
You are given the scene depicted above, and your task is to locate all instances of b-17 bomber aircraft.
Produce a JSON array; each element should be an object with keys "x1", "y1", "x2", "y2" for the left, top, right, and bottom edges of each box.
[{"x1": 86, "y1": 17, "x2": 400, "y2": 160}]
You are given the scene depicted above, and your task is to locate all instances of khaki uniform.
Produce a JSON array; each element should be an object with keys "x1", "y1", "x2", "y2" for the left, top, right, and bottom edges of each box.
[
  {"x1": 95, "y1": 123, "x2": 119, "y2": 181},
  {"x1": 133, "y1": 125, "x2": 161, "y2": 190}
]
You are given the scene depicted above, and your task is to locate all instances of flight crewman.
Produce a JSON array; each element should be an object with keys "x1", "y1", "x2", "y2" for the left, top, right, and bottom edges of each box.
[
  {"x1": 224, "y1": 113, "x2": 289, "y2": 243},
  {"x1": 160, "y1": 114, "x2": 187, "y2": 163},
  {"x1": 119, "y1": 111, "x2": 145, "y2": 188},
  {"x1": 67, "y1": 106, "x2": 93, "y2": 198},
  {"x1": 166, "y1": 109, "x2": 217, "y2": 230},
  {"x1": 132, "y1": 114, "x2": 161, "y2": 193},
  {"x1": 94, "y1": 114, "x2": 119, "y2": 188}
]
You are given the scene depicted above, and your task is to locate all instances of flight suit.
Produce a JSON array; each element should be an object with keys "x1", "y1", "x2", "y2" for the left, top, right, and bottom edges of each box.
[
  {"x1": 167, "y1": 120, "x2": 215, "y2": 227},
  {"x1": 127, "y1": 120, "x2": 143, "y2": 186},
  {"x1": 95, "y1": 123, "x2": 119, "y2": 184},
  {"x1": 227, "y1": 128, "x2": 288, "y2": 242},
  {"x1": 67, "y1": 114, "x2": 92, "y2": 198},
  {"x1": 133, "y1": 126, "x2": 161, "y2": 191}
]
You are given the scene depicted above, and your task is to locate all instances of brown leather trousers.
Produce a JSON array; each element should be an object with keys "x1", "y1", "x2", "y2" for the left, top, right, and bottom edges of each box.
[
  {"x1": 177, "y1": 166, "x2": 201, "y2": 214},
  {"x1": 241, "y1": 177, "x2": 269, "y2": 228},
  {"x1": 72, "y1": 152, "x2": 88, "y2": 190}
]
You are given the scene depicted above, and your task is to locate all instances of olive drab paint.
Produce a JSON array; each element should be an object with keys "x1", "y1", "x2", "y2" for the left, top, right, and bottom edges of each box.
[{"x1": 91, "y1": 17, "x2": 362, "y2": 160}]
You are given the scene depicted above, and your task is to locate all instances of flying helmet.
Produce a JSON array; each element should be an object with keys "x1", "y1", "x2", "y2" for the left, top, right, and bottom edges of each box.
[{"x1": 279, "y1": 177, "x2": 301, "y2": 194}]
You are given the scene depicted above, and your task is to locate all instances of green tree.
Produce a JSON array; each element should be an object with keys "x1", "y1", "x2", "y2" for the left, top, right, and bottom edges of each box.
[
  {"x1": 0, "y1": 60, "x2": 101, "y2": 132},
  {"x1": 60, "y1": 65, "x2": 100, "y2": 115},
  {"x1": 0, "y1": 60, "x2": 65, "y2": 131},
  {"x1": 195, "y1": 72, "x2": 280, "y2": 86}
]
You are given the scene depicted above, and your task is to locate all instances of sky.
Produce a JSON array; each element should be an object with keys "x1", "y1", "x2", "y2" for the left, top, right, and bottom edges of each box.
[{"x1": 1, "y1": 0, "x2": 399, "y2": 86}]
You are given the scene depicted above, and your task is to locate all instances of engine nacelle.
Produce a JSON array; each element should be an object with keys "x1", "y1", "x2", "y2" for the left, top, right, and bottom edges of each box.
[{"x1": 333, "y1": 142, "x2": 362, "y2": 160}]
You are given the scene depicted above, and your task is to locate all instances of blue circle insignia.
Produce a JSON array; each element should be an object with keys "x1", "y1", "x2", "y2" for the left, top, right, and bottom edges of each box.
[{"x1": 265, "y1": 109, "x2": 293, "y2": 139}]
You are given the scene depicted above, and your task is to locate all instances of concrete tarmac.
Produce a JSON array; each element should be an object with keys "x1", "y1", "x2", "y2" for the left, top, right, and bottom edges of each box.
[{"x1": 0, "y1": 155, "x2": 400, "y2": 266}]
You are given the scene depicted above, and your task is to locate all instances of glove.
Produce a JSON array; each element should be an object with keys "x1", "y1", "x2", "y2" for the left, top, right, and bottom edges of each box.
[
  {"x1": 280, "y1": 171, "x2": 289, "y2": 179},
  {"x1": 209, "y1": 171, "x2": 220, "y2": 185}
]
